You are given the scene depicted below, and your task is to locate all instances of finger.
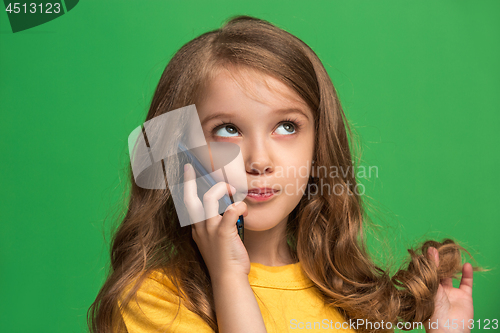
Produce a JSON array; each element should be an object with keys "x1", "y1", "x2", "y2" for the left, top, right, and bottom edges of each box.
[
  {"x1": 191, "y1": 224, "x2": 197, "y2": 241},
  {"x1": 183, "y1": 163, "x2": 205, "y2": 227},
  {"x1": 428, "y1": 247, "x2": 453, "y2": 287},
  {"x1": 203, "y1": 182, "x2": 237, "y2": 229},
  {"x1": 427, "y1": 247, "x2": 439, "y2": 267},
  {"x1": 441, "y1": 277, "x2": 453, "y2": 288},
  {"x1": 459, "y1": 262, "x2": 474, "y2": 295},
  {"x1": 220, "y1": 201, "x2": 247, "y2": 232}
]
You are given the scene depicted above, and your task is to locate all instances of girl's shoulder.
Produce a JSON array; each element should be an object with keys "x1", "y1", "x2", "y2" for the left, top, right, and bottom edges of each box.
[
  {"x1": 131, "y1": 268, "x2": 181, "y2": 297},
  {"x1": 145, "y1": 269, "x2": 178, "y2": 288},
  {"x1": 119, "y1": 269, "x2": 214, "y2": 332},
  {"x1": 119, "y1": 268, "x2": 184, "y2": 308}
]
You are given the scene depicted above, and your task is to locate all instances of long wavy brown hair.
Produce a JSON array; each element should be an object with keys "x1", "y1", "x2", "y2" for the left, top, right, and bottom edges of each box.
[{"x1": 88, "y1": 15, "x2": 483, "y2": 333}]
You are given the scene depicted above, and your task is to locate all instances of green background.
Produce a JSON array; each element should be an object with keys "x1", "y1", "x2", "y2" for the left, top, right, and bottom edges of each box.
[{"x1": 1, "y1": 1, "x2": 498, "y2": 332}]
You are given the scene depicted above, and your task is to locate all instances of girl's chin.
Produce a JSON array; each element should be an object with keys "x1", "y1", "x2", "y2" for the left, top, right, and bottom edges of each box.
[
  {"x1": 243, "y1": 224, "x2": 282, "y2": 232},
  {"x1": 240, "y1": 215, "x2": 286, "y2": 232}
]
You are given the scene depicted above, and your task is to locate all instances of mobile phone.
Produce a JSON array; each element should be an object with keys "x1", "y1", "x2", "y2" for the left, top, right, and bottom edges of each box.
[{"x1": 177, "y1": 141, "x2": 244, "y2": 242}]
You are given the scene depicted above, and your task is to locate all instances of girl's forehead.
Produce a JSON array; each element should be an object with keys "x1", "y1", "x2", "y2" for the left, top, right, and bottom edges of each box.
[{"x1": 200, "y1": 65, "x2": 309, "y2": 112}]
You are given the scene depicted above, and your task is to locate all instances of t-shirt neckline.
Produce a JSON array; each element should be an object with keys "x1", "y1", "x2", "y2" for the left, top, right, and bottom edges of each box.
[{"x1": 248, "y1": 261, "x2": 315, "y2": 290}]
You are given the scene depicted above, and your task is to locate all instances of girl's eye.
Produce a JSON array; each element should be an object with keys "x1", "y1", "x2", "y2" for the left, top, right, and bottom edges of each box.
[
  {"x1": 214, "y1": 125, "x2": 239, "y2": 137},
  {"x1": 212, "y1": 120, "x2": 299, "y2": 137},
  {"x1": 275, "y1": 122, "x2": 296, "y2": 135}
]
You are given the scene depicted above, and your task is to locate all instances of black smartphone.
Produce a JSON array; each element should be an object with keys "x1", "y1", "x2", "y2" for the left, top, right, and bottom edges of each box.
[{"x1": 177, "y1": 142, "x2": 244, "y2": 242}]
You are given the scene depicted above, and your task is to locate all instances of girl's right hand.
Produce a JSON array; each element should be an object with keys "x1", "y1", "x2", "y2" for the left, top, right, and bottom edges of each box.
[{"x1": 183, "y1": 163, "x2": 250, "y2": 280}]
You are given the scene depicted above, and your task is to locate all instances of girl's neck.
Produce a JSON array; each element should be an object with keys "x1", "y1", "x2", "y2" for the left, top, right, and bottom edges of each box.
[{"x1": 244, "y1": 217, "x2": 296, "y2": 267}]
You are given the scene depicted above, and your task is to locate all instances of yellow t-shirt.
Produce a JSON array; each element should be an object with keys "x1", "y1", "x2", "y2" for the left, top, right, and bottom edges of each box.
[{"x1": 119, "y1": 261, "x2": 356, "y2": 332}]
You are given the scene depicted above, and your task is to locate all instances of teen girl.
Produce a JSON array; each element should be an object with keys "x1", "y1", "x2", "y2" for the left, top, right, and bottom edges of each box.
[{"x1": 89, "y1": 15, "x2": 477, "y2": 333}]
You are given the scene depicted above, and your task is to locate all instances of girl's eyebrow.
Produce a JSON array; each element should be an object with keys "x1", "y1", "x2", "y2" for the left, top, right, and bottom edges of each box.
[{"x1": 201, "y1": 108, "x2": 310, "y2": 127}]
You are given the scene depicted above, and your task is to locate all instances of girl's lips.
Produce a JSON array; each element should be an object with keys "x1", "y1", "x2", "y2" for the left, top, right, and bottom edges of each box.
[
  {"x1": 244, "y1": 189, "x2": 279, "y2": 202},
  {"x1": 246, "y1": 187, "x2": 278, "y2": 194}
]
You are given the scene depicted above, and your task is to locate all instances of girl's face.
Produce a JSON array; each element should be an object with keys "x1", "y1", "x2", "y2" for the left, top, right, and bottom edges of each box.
[{"x1": 196, "y1": 67, "x2": 315, "y2": 231}]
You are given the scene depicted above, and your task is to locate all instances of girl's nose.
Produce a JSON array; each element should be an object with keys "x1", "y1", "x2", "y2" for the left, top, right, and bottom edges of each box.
[
  {"x1": 244, "y1": 144, "x2": 274, "y2": 176},
  {"x1": 247, "y1": 160, "x2": 274, "y2": 175}
]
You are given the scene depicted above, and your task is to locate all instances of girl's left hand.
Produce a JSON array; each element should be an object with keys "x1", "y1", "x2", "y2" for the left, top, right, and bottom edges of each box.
[{"x1": 425, "y1": 247, "x2": 474, "y2": 333}]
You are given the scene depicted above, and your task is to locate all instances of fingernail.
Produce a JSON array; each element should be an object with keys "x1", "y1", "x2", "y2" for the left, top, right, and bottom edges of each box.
[
  {"x1": 184, "y1": 164, "x2": 188, "y2": 172},
  {"x1": 229, "y1": 185, "x2": 236, "y2": 192}
]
